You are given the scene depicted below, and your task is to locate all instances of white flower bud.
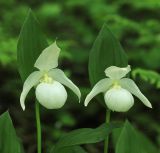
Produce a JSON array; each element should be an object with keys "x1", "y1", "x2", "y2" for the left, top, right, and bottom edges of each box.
[
  {"x1": 104, "y1": 87, "x2": 134, "y2": 112},
  {"x1": 35, "y1": 81, "x2": 67, "y2": 109}
]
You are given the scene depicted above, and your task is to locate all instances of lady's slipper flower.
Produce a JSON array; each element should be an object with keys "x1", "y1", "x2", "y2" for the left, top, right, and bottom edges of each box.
[
  {"x1": 20, "y1": 41, "x2": 81, "y2": 110},
  {"x1": 84, "y1": 65, "x2": 152, "y2": 112}
]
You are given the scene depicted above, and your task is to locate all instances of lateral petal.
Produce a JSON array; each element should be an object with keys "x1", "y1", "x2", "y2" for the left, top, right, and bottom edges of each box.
[
  {"x1": 20, "y1": 71, "x2": 43, "y2": 110},
  {"x1": 48, "y1": 69, "x2": 81, "y2": 102},
  {"x1": 84, "y1": 78, "x2": 112, "y2": 106},
  {"x1": 120, "y1": 78, "x2": 152, "y2": 108}
]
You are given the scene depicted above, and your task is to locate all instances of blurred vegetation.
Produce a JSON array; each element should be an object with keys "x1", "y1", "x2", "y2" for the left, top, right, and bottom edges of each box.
[{"x1": 0, "y1": 0, "x2": 160, "y2": 153}]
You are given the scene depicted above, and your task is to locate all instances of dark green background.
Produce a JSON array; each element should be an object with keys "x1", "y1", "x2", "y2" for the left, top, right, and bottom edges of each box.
[{"x1": 0, "y1": 0, "x2": 160, "y2": 152}]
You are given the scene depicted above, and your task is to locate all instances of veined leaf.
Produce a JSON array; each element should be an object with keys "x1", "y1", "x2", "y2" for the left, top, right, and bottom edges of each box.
[
  {"x1": 53, "y1": 123, "x2": 121, "y2": 152},
  {"x1": 89, "y1": 23, "x2": 128, "y2": 87},
  {"x1": 0, "y1": 112, "x2": 24, "y2": 153},
  {"x1": 17, "y1": 9, "x2": 48, "y2": 81},
  {"x1": 115, "y1": 120, "x2": 158, "y2": 153},
  {"x1": 50, "y1": 146, "x2": 87, "y2": 153}
]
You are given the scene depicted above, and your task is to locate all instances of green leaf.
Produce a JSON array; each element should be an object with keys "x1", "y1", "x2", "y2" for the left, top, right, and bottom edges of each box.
[
  {"x1": 71, "y1": 146, "x2": 87, "y2": 153},
  {"x1": 89, "y1": 23, "x2": 128, "y2": 86},
  {"x1": 136, "y1": 130, "x2": 158, "y2": 153},
  {"x1": 116, "y1": 120, "x2": 158, "y2": 153},
  {"x1": 51, "y1": 146, "x2": 87, "y2": 153},
  {"x1": 17, "y1": 9, "x2": 48, "y2": 82},
  {"x1": 0, "y1": 111, "x2": 24, "y2": 153},
  {"x1": 132, "y1": 68, "x2": 160, "y2": 89},
  {"x1": 53, "y1": 123, "x2": 121, "y2": 152}
]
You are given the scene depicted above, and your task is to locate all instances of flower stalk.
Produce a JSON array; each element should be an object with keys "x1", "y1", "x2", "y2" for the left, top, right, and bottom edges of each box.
[
  {"x1": 35, "y1": 101, "x2": 41, "y2": 153},
  {"x1": 104, "y1": 109, "x2": 111, "y2": 153}
]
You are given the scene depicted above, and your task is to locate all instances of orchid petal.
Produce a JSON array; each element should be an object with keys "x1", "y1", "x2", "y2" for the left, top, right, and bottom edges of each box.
[
  {"x1": 34, "y1": 41, "x2": 60, "y2": 71},
  {"x1": 84, "y1": 78, "x2": 112, "y2": 106},
  {"x1": 120, "y1": 78, "x2": 152, "y2": 108},
  {"x1": 104, "y1": 65, "x2": 131, "y2": 80},
  {"x1": 20, "y1": 71, "x2": 43, "y2": 110},
  {"x1": 48, "y1": 69, "x2": 81, "y2": 102}
]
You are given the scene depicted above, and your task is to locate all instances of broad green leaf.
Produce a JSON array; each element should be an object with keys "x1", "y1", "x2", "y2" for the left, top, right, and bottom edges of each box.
[
  {"x1": 136, "y1": 130, "x2": 158, "y2": 153},
  {"x1": 53, "y1": 123, "x2": 121, "y2": 152},
  {"x1": 89, "y1": 23, "x2": 128, "y2": 86},
  {"x1": 50, "y1": 146, "x2": 87, "y2": 153},
  {"x1": 116, "y1": 120, "x2": 158, "y2": 153},
  {"x1": 17, "y1": 9, "x2": 48, "y2": 81},
  {"x1": 0, "y1": 111, "x2": 24, "y2": 153},
  {"x1": 71, "y1": 146, "x2": 87, "y2": 153}
]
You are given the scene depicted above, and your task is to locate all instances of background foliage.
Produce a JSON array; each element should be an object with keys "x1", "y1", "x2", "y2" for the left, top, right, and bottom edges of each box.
[{"x1": 0, "y1": 0, "x2": 160, "y2": 152}]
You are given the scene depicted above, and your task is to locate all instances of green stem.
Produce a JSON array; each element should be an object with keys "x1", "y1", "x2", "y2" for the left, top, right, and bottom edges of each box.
[
  {"x1": 104, "y1": 109, "x2": 111, "y2": 153},
  {"x1": 35, "y1": 101, "x2": 41, "y2": 153}
]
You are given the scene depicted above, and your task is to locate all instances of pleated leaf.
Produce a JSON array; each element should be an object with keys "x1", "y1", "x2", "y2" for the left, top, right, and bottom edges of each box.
[
  {"x1": 0, "y1": 112, "x2": 24, "y2": 153},
  {"x1": 50, "y1": 146, "x2": 87, "y2": 153},
  {"x1": 89, "y1": 23, "x2": 128, "y2": 86},
  {"x1": 17, "y1": 9, "x2": 48, "y2": 81},
  {"x1": 52, "y1": 123, "x2": 121, "y2": 152},
  {"x1": 116, "y1": 120, "x2": 158, "y2": 153}
]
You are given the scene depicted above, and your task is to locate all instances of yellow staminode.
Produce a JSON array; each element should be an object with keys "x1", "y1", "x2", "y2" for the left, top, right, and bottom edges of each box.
[{"x1": 40, "y1": 73, "x2": 53, "y2": 83}]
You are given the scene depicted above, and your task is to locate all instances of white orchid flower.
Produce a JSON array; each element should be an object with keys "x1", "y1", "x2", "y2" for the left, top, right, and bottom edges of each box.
[
  {"x1": 20, "y1": 41, "x2": 81, "y2": 110},
  {"x1": 84, "y1": 65, "x2": 152, "y2": 112}
]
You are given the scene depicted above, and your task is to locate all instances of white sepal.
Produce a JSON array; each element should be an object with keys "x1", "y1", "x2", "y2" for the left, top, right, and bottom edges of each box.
[
  {"x1": 34, "y1": 41, "x2": 60, "y2": 71},
  {"x1": 20, "y1": 71, "x2": 43, "y2": 110},
  {"x1": 104, "y1": 87, "x2": 134, "y2": 112},
  {"x1": 104, "y1": 65, "x2": 131, "y2": 80},
  {"x1": 36, "y1": 81, "x2": 67, "y2": 109},
  {"x1": 48, "y1": 69, "x2": 81, "y2": 102},
  {"x1": 120, "y1": 78, "x2": 152, "y2": 108},
  {"x1": 84, "y1": 78, "x2": 112, "y2": 106}
]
